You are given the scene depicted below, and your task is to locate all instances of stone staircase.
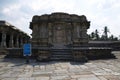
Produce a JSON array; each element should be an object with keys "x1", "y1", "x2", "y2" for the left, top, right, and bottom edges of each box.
[
  {"x1": 50, "y1": 43, "x2": 73, "y2": 61},
  {"x1": 50, "y1": 49, "x2": 72, "y2": 61}
]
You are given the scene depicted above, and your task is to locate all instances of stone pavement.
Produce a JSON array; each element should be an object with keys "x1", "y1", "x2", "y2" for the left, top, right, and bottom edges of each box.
[{"x1": 0, "y1": 51, "x2": 120, "y2": 80}]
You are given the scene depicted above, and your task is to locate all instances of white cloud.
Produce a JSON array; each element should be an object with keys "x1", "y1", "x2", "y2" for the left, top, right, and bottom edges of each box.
[
  {"x1": 2, "y1": 4, "x2": 21, "y2": 16},
  {"x1": 0, "y1": 0, "x2": 120, "y2": 37}
]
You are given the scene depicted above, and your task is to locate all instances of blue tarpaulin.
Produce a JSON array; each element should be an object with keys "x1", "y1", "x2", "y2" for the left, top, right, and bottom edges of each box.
[{"x1": 23, "y1": 44, "x2": 31, "y2": 56}]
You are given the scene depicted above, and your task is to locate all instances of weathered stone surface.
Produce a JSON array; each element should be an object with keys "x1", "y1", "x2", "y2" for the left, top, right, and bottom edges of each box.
[
  {"x1": 77, "y1": 74, "x2": 100, "y2": 80},
  {"x1": 0, "y1": 49, "x2": 120, "y2": 80},
  {"x1": 1, "y1": 78, "x2": 17, "y2": 80},
  {"x1": 30, "y1": 12, "x2": 89, "y2": 46},
  {"x1": 35, "y1": 77, "x2": 50, "y2": 80},
  {"x1": 30, "y1": 12, "x2": 91, "y2": 61}
]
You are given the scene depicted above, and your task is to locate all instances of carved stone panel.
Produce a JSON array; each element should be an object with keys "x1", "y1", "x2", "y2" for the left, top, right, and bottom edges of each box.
[{"x1": 53, "y1": 25, "x2": 66, "y2": 44}]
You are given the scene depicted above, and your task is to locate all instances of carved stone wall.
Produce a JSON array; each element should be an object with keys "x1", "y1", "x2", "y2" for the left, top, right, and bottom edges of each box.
[{"x1": 30, "y1": 12, "x2": 90, "y2": 48}]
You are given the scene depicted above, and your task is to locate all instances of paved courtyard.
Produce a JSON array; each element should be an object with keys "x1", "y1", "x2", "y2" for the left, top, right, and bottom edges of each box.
[{"x1": 0, "y1": 51, "x2": 120, "y2": 80}]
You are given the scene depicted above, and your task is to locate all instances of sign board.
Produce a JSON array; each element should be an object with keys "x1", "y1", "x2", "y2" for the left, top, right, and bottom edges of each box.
[{"x1": 23, "y1": 44, "x2": 31, "y2": 56}]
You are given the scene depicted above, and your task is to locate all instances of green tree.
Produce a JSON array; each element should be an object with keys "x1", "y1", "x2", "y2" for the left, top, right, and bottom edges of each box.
[
  {"x1": 89, "y1": 32, "x2": 95, "y2": 40},
  {"x1": 109, "y1": 35, "x2": 114, "y2": 40},
  {"x1": 103, "y1": 26, "x2": 109, "y2": 40},
  {"x1": 89, "y1": 26, "x2": 119, "y2": 41},
  {"x1": 94, "y1": 29, "x2": 100, "y2": 40}
]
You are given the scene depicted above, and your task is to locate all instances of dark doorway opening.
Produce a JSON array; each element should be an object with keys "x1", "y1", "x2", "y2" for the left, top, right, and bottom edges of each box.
[
  {"x1": 0, "y1": 33, "x2": 2, "y2": 47},
  {"x1": 6, "y1": 34, "x2": 10, "y2": 48}
]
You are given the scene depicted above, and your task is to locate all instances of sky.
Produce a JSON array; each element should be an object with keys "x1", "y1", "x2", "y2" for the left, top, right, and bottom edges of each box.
[{"x1": 0, "y1": 0, "x2": 120, "y2": 37}]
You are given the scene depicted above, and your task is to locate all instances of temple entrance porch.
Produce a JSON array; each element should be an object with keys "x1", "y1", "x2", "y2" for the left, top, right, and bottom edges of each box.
[{"x1": 52, "y1": 24, "x2": 68, "y2": 49}]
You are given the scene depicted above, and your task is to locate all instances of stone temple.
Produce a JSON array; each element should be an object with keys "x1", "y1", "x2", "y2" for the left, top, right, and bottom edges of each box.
[
  {"x1": 30, "y1": 12, "x2": 114, "y2": 61},
  {"x1": 30, "y1": 12, "x2": 89, "y2": 47},
  {"x1": 0, "y1": 12, "x2": 115, "y2": 62},
  {"x1": 0, "y1": 21, "x2": 30, "y2": 56}
]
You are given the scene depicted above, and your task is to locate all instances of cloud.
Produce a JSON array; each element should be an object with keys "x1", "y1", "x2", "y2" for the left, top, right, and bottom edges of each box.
[
  {"x1": 0, "y1": 0, "x2": 120, "y2": 37},
  {"x1": 2, "y1": 4, "x2": 21, "y2": 16}
]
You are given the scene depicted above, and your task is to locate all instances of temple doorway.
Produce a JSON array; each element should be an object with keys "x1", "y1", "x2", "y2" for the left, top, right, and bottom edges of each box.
[{"x1": 52, "y1": 25, "x2": 67, "y2": 49}]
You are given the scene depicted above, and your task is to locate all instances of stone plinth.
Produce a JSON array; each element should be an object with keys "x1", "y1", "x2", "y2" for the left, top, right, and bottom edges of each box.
[{"x1": 30, "y1": 12, "x2": 114, "y2": 61}]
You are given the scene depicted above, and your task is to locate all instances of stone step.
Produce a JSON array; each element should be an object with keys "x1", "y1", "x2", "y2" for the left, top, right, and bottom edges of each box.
[
  {"x1": 50, "y1": 57, "x2": 72, "y2": 61},
  {"x1": 50, "y1": 56, "x2": 72, "y2": 61},
  {"x1": 50, "y1": 49, "x2": 71, "y2": 52},
  {"x1": 51, "y1": 54, "x2": 72, "y2": 57},
  {"x1": 52, "y1": 52, "x2": 71, "y2": 55},
  {"x1": 50, "y1": 48, "x2": 73, "y2": 60}
]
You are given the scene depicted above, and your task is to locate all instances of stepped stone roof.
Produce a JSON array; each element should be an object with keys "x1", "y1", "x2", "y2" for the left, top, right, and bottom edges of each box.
[
  {"x1": 30, "y1": 12, "x2": 90, "y2": 29},
  {"x1": 0, "y1": 20, "x2": 29, "y2": 37}
]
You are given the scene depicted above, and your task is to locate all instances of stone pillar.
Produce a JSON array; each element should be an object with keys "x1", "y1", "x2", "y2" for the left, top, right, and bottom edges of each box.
[
  {"x1": 1, "y1": 32, "x2": 6, "y2": 48},
  {"x1": 9, "y1": 34, "x2": 14, "y2": 47},
  {"x1": 76, "y1": 26, "x2": 80, "y2": 38},
  {"x1": 20, "y1": 37, "x2": 23, "y2": 47},
  {"x1": 0, "y1": 33, "x2": 2, "y2": 48},
  {"x1": 16, "y1": 36, "x2": 19, "y2": 47},
  {"x1": 24, "y1": 38, "x2": 27, "y2": 43}
]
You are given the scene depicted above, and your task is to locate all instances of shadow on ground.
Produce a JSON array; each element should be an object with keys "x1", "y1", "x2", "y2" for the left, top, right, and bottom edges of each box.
[{"x1": 0, "y1": 51, "x2": 119, "y2": 67}]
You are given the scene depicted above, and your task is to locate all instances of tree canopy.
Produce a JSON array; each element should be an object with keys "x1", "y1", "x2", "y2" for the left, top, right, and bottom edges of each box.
[{"x1": 89, "y1": 26, "x2": 118, "y2": 41}]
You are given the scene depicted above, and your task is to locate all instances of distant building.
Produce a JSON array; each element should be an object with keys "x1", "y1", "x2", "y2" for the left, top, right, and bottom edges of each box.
[{"x1": 0, "y1": 20, "x2": 30, "y2": 55}]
